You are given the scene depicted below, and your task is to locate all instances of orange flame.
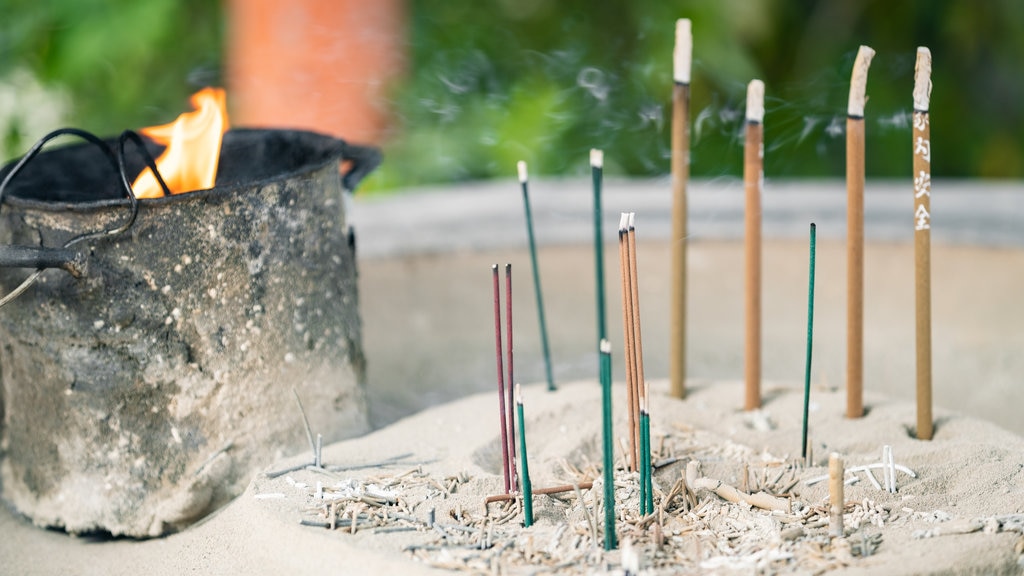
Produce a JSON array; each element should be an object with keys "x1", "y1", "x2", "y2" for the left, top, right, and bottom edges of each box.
[{"x1": 132, "y1": 87, "x2": 229, "y2": 199}]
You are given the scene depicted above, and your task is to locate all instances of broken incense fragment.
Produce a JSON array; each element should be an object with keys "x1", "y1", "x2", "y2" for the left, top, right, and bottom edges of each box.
[{"x1": 830, "y1": 453, "x2": 845, "y2": 538}]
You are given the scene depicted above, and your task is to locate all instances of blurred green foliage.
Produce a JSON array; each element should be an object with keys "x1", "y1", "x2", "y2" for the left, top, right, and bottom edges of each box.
[
  {"x1": 372, "y1": 0, "x2": 1024, "y2": 189},
  {"x1": 3, "y1": 0, "x2": 1022, "y2": 189},
  {"x1": 0, "y1": 0, "x2": 221, "y2": 156}
]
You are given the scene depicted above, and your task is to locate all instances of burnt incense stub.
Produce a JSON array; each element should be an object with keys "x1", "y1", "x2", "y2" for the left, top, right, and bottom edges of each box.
[{"x1": 0, "y1": 129, "x2": 375, "y2": 537}]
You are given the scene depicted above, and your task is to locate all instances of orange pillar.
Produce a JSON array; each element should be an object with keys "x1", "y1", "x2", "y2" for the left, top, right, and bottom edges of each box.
[{"x1": 226, "y1": 0, "x2": 406, "y2": 145}]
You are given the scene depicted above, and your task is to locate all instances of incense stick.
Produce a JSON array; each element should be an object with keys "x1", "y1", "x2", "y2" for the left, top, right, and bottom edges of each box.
[
  {"x1": 592, "y1": 150, "x2": 607, "y2": 346},
  {"x1": 744, "y1": 79, "x2": 765, "y2": 411},
  {"x1": 492, "y1": 264, "x2": 511, "y2": 493},
  {"x1": 639, "y1": 396, "x2": 648, "y2": 515},
  {"x1": 627, "y1": 213, "x2": 647, "y2": 436},
  {"x1": 829, "y1": 453, "x2": 845, "y2": 537},
  {"x1": 846, "y1": 45, "x2": 875, "y2": 419},
  {"x1": 505, "y1": 264, "x2": 518, "y2": 490},
  {"x1": 599, "y1": 338, "x2": 617, "y2": 550},
  {"x1": 801, "y1": 223, "x2": 817, "y2": 460},
  {"x1": 517, "y1": 161, "x2": 556, "y2": 392},
  {"x1": 618, "y1": 214, "x2": 639, "y2": 472},
  {"x1": 291, "y1": 387, "x2": 317, "y2": 461},
  {"x1": 670, "y1": 18, "x2": 692, "y2": 400},
  {"x1": 515, "y1": 384, "x2": 533, "y2": 526},
  {"x1": 913, "y1": 47, "x2": 934, "y2": 441}
]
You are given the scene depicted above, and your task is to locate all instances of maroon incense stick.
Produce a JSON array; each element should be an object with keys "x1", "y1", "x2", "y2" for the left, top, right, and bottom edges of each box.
[
  {"x1": 492, "y1": 264, "x2": 511, "y2": 493},
  {"x1": 505, "y1": 263, "x2": 518, "y2": 491}
]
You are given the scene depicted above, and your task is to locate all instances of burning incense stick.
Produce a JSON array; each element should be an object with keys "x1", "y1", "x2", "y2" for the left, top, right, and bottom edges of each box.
[
  {"x1": 802, "y1": 223, "x2": 817, "y2": 460},
  {"x1": 829, "y1": 453, "x2": 845, "y2": 537},
  {"x1": 515, "y1": 384, "x2": 533, "y2": 527},
  {"x1": 618, "y1": 214, "x2": 639, "y2": 472},
  {"x1": 670, "y1": 18, "x2": 692, "y2": 400},
  {"x1": 913, "y1": 47, "x2": 934, "y2": 441},
  {"x1": 492, "y1": 264, "x2": 511, "y2": 493},
  {"x1": 599, "y1": 338, "x2": 617, "y2": 550},
  {"x1": 744, "y1": 79, "x2": 765, "y2": 411},
  {"x1": 592, "y1": 150, "x2": 607, "y2": 347},
  {"x1": 505, "y1": 264, "x2": 518, "y2": 490},
  {"x1": 517, "y1": 161, "x2": 556, "y2": 392},
  {"x1": 846, "y1": 45, "x2": 875, "y2": 419}
]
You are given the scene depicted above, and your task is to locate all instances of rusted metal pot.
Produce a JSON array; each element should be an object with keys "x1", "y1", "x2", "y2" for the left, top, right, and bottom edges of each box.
[{"x1": 0, "y1": 129, "x2": 378, "y2": 536}]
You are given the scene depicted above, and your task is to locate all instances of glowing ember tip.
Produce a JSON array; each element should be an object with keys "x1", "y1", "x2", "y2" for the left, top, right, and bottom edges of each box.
[{"x1": 132, "y1": 87, "x2": 229, "y2": 199}]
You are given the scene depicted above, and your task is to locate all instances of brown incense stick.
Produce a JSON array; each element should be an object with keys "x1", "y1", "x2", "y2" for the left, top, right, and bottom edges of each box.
[
  {"x1": 618, "y1": 214, "x2": 639, "y2": 472},
  {"x1": 491, "y1": 264, "x2": 511, "y2": 493},
  {"x1": 670, "y1": 18, "x2": 692, "y2": 400},
  {"x1": 846, "y1": 46, "x2": 875, "y2": 419},
  {"x1": 505, "y1": 263, "x2": 518, "y2": 488},
  {"x1": 484, "y1": 482, "x2": 595, "y2": 507},
  {"x1": 744, "y1": 79, "x2": 765, "y2": 412},
  {"x1": 627, "y1": 213, "x2": 647, "y2": 468},
  {"x1": 913, "y1": 47, "x2": 934, "y2": 440},
  {"x1": 627, "y1": 213, "x2": 646, "y2": 414}
]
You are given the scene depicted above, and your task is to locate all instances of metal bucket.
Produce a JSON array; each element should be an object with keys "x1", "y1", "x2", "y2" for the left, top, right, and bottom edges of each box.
[{"x1": 0, "y1": 129, "x2": 378, "y2": 536}]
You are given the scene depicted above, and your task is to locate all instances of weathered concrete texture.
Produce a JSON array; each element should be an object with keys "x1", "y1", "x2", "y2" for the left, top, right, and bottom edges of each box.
[{"x1": 0, "y1": 131, "x2": 368, "y2": 537}]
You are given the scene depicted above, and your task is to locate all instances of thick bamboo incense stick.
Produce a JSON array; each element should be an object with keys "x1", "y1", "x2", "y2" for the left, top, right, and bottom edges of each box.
[
  {"x1": 802, "y1": 223, "x2": 817, "y2": 460},
  {"x1": 744, "y1": 79, "x2": 765, "y2": 411},
  {"x1": 517, "y1": 161, "x2": 556, "y2": 392},
  {"x1": 913, "y1": 47, "x2": 934, "y2": 440},
  {"x1": 505, "y1": 264, "x2": 518, "y2": 490},
  {"x1": 592, "y1": 150, "x2": 607, "y2": 346},
  {"x1": 492, "y1": 264, "x2": 511, "y2": 493},
  {"x1": 618, "y1": 214, "x2": 639, "y2": 472},
  {"x1": 670, "y1": 18, "x2": 692, "y2": 400},
  {"x1": 599, "y1": 338, "x2": 617, "y2": 550},
  {"x1": 846, "y1": 45, "x2": 875, "y2": 419},
  {"x1": 515, "y1": 384, "x2": 533, "y2": 526},
  {"x1": 829, "y1": 453, "x2": 845, "y2": 537}
]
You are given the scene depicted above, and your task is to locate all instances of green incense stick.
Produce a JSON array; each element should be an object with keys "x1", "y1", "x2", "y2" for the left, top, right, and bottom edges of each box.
[
  {"x1": 639, "y1": 408, "x2": 648, "y2": 515},
  {"x1": 517, "y1": 162, "x2": 556, "y2": 392},
  {"x1": 515, "y1": 384, "x2": 533, "y2": 527},
  {"x1": 801, "y1": 223, "x2": 817, "y2": 461},
  {"x1": 599, "y1": 339, "x2": 617, "y2": 550},
  {"x1": 645, "y1": 411, "x2": 654, "y2": 514},
  {"x1": 592, "y1": 150, "x2": 607, "y2": 344}
]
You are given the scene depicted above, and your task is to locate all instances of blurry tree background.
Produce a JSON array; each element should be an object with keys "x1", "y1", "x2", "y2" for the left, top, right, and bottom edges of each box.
[{"x1": 2, "y1": 0, "x2": 1022, "y2": 190}]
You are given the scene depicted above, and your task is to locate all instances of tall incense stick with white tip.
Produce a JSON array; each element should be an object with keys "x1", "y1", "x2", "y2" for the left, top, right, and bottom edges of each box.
[
  {"x1": 591, "y1": 150, "x2": 607, "y2": 348},
  {"x1": 670, "y1": 18, "x2": 692, "y2": 399},
  {"x1": 912, "y1": 47, "x2": 934, "y2": 440},
  {"x1": 846, "y1": 45, "x2": 875, "y2": 419},
  {"x1": 744, "y1": 79, "x2": 765, "y2": 411},
  {"x1": 517, "y1": 162, "x2": 556, "y2": 392}
]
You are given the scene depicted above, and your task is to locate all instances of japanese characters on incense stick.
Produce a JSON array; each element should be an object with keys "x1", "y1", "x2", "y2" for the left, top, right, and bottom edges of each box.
[
  {"x1": 744, "y1": 79, "x2": 764, "y2": 412},
  {"x1": 516, "y1": 162, "x2": 556, "y2": 392},
  {"x1": 846, "y1": 45, "x2": 875, "y2": 419},
  {"x1": 913, "y1": 47, "x2": 934, "y2": 440},
  {"x1": 670, "y1": 18, "x2": 692, "y2": 400}
]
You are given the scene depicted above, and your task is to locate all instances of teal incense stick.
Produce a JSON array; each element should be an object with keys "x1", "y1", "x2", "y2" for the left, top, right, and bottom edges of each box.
[
  {"x1": 639, "y1": 402, "x2": 648, "y2": 515},
  {"x1": 801, "y1": 223, "x2": 817, "y2": 461},
  {"x1": 592, "y1": 150, "x2": 607, "y2": 344},
  {"x1": 599, "y1": 339, "x2": 617, "y2": 550},
  {"x1": 515, "y1": 384, "x2": 533, "y2": 527},
  {"x1": 517, "y1": 162, "x2": 556, "y2": 392}
]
